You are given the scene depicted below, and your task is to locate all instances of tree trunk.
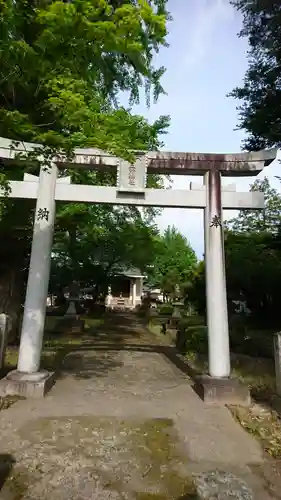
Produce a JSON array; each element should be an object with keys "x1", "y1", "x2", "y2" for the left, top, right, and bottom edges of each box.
[
  {"x1": 0, "y1": 200, "x2": 33, "y2": 344},
  {"x1": 0, "y1": 266, "x2": 24, "y2": 344}
]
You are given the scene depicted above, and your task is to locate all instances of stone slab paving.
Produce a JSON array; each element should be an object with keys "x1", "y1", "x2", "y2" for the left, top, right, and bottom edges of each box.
[{"x1": 0, "y1": 314, "x2": 277, "y2": 499}]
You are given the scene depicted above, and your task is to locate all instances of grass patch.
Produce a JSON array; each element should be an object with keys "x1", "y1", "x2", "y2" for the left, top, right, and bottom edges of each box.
[
  {"x1": 44, "y1": 315, "x2": 104, "y2": 335},
  {"x1": 83, "y1": 317, "x2": 104, "y2": 329},
  {"x1": 4, "y1": 348, "x2": 60, "y2": 373},
  {"x1": 184, "y1": 352, "x2": 208, "y2": 375},
  {"x1": 3, "y1": 333, "x2": 85, "y2": 376},
  {"x1": 184, "y1": 351, "x2": 276, "y2": 397},
  {"x1": 148, "y1": 323, "x2": 176, "y2": 344},
  {"x1": 43, "y1": 335, "x2": 83, "y2": 348},
  {"x1": 184, "y1": 350, "x2": 281, "y2": 459},
  {"x1": 0, "y1": 395, "x2": 25, "y2": 411},
  {"x1": 230, "y1": 405, "x2": 281, "y2": 458},
  {"x1": 3, "y1": 315, "x2": 104, "y2": 378},
  {"x1": 228, "y1": 350, "x2": 280, "y2": 460},
  {"x1": 4, "y1": 348, "x2": 18, "y2": 369},
  {"x1": 149, "y1": 316, "x2": 276, "y2": 402},
  {"x1": 230, "y1": 353, "x2": 276, "y2": 400}
]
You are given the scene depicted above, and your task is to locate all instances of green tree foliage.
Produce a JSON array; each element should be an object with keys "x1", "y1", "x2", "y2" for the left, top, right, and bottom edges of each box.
[
  {"x1": 224, "y1": 230, "x2": 281, "y2": 325},
  {"x1": 186, "y1": 260, "x2": 206, "y2": 316},
  {"x1": 188, "y1": 231, "x2": 281, "y2": 356},
  {"x1": 188, "y1": 177, "x2": 281, "y2": 348},
  {"x1": 0, "y1": 0, "x2": 170, "y2": 329},
  {"x1": 226, "y1": 177, "x2": 281, "y2": 233},
  {"x1": 50, "y1": 204, "x2": 160, "y2": 295},
  {"x1": 148, "y1": 226, "x2": 197, "y2": 300},
  {"x1": 0, "y1": 0, "x2": 169, "y2": 149},
  {"x1": 230, "y1": 0, "x2": 281, "y2": 150},
  {"x1": 224, "y1": 176, "x2": 281, "y2": 327}
]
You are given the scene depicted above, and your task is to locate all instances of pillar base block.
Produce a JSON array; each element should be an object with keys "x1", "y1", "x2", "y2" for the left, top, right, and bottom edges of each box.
[
  {"x1": 0, "y1": 370, "x2": 55, "y2": 398},
  {"x1": 194, "y1": 375, "x2": 251, "y2": 406}
]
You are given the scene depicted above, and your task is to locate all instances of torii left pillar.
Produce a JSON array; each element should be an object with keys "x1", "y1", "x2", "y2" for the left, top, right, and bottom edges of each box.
[{"x1": 4, "y1": 163, "x2": 58, "y2": 397}]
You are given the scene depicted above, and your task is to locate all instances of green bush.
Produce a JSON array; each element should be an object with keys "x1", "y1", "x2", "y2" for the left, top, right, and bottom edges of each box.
[
  {"x1": 135, "y1": 303, "x2": 149, "y2": 318},
  {"x1": 176, "y1": 325, "x2": 208, "y2": 354},
  {"x1": 230, "y1": 328, "x2": 274, "y2": 359},
  {"x1": 158, "y1": 304, "x2": 174, "y2": 315},
  {"x1": 179, "y1": 316, "x2": 205, "y2": 327},
  {"x1": 229, "y1": 314, "x2": 274, "y2": 358}
]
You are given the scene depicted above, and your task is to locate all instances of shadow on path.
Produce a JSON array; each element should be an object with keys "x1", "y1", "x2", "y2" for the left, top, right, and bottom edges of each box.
[
  {"x1": 0, "y1": 455, "x2": 15, "y2": 492},
  {"x1": 49, "y1": 311, "x2": 281, "y2": 417},
  {"x1": 45, "y1": 310, "x2": 197, "y2": 383},
  {"x1": 55, "y1": 342, "x2": 196, "y2": 379}
]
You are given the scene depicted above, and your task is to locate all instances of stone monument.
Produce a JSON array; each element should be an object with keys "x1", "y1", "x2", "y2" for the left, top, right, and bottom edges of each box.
[
  {"x1": 63, "y1": 281, "x2": 84, "y2": 334},
  {"x1": 65, "y1": 281, "x2": 80, "y2": 316}
]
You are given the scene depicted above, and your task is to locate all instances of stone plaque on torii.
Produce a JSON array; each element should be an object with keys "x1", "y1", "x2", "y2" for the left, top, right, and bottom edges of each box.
[{"x1": 0, "y1": 137, "x2": 277, "y2": 401}]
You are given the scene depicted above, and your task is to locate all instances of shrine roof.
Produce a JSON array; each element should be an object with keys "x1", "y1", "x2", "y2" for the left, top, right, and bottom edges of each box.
[{"x1": 113, "y1": 266, "x2": 145, "y2": 279}]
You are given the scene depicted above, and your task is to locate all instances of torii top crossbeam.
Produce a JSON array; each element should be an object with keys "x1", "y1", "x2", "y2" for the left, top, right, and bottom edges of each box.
[{"x1": 0, "y1": 137, "x2": 277, "y2": 176}]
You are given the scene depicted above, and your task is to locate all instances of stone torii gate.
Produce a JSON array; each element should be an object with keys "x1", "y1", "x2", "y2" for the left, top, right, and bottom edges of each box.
[{"x1": 0, "y1": 137, "x2": 277, "y2": 401}]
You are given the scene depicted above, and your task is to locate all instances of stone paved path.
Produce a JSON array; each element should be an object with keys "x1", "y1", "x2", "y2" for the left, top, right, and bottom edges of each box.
[{"x1": 0, "y1": 313, "x2": 278, "y2": 499}]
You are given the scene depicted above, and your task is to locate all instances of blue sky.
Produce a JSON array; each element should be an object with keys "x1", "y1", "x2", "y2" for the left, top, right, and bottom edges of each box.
[{"x1": 131, "y1": 0, "x2": 280, "y2": 257}]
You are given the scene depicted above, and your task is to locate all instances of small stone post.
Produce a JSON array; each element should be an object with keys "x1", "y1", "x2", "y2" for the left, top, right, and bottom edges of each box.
[
  {"x1": 17, "y1": 163, "x2": 58, "y2": 374},
  {"x1": 274, "y1": 332, "x2": 281, "y2": 396},
  {"x1": 204, "y1": 171, "x2": 230, "y2": 378},
  {"x1": 132, "y1": 280, "x2": 137, "y2": 308},
  {"x1": 106, "y1": 285, "x2": 112, "y2": 309}
]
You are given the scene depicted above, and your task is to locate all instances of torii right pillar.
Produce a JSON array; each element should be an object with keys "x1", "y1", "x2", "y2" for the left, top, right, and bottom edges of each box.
[
  {"x1": 199, "y1": 154, "x2": 277, "y2": 405},
  {"x1": 147, "y1": 148, "x2": 277, "y2": 405},
  {"x1": 204, "y1": 170, "x2": 230, "y2": 379}
]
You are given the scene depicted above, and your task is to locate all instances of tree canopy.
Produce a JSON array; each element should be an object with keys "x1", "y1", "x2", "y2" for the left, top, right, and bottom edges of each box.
[
  {"x1": 0, "y1": 0, "x2": 171, "y2": 330},
  {"x1": 0, "y1": 0, "x2": 170, "y2": 152},
  {"x1": 226, "y1": 177, "x2": 281, "y2": 233},
  {"x1": 188, "y1": 176, "x2": 281, "y2": 331},
  {"x1": 230, "y1": 0, "x2": 281, "y2": 150},
  {"x1": 148, "y1": 226, "x2": 197, "y2": 300},
  {"x1": 50, "y1": 204, "x2": 160, "y2": 295},
  {"x1": 224, "y1": 176, "x2": 281, "y2": 322}
]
